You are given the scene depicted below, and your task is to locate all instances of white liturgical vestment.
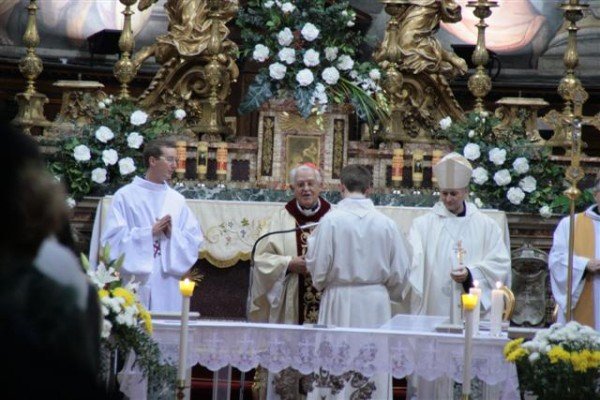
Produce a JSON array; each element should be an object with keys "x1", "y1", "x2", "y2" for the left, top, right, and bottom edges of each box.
[
  {"x1": 548, "y1": 205, "x2": 600, "y2": 330},
  {"x1": 101, "y1": 176, "x2": 203, "y2": 312},
  {"x1": 306, "y1": 197, "x2": 412, "y2": 400}
]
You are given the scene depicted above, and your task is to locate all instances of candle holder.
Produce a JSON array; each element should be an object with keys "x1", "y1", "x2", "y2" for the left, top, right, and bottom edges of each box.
[{"x1": 196, "y1": 141, "x2": 208, "y2": 182}]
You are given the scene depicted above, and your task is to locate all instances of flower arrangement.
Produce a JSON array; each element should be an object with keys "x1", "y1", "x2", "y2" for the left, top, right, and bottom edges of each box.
[
  {"x1": 237, "y1": 0, "x2": 388, "y2": 125},
  {"x1": 49, "y1": 97, "x2": 188, "y2": 202},
  {"x1": 504, "y1": 321, "x2": 600, "y2": 399},
  {"x1": 82, "y1": 246, "x2": 176, "y2": 397},
  {"x1": 435, "y1": 112, "x2": 565, "y2": 215}
]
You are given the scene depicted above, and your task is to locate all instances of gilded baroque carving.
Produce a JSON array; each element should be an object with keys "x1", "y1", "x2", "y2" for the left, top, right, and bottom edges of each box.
[
  {"x1": 332, "y1": 119, "x2": 345, "y2": 179},
  {"x1": 261, "y1": 116, "x2": 275, "y2": 176}
]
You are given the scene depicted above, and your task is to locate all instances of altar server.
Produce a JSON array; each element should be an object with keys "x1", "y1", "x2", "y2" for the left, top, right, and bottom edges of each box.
[
  {"x1": 407, "y1": 152, "x2": 511, "y2": 399},
  {"x1": 306, "y1": 164, "x2": 412, "y2": 400},
  {"x1": 102, "y1": 139, "x2": 203, "y2": 312},
  {"x1": 549, "y1": 177, "x2": 600, "y2": 330}
]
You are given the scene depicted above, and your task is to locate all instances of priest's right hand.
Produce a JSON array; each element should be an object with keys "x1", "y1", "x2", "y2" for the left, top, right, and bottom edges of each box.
[
  {"x1": 586, "y1": 259, "x2": 600, "y2": 274},
  {"x1": 288, "y1": 256, "x2": 308, "y2": 275},
  {"x1": 152, "y1": 215, "x2": 172, "y2": 237}
]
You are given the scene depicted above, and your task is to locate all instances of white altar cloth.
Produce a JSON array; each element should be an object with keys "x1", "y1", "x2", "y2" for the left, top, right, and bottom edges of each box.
[
  {"x1": 89, "y1": 197, "x2": 510, "y2": 268},
  {"x1": 150, "y1": 319, "x2": 520, "y2": 399}
]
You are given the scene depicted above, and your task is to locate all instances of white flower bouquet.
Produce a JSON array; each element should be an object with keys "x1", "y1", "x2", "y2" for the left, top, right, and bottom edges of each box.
[
  {"x1": 237, "y1": 0, "x2": 388, "y2": 126},
  {"x1": 504, "y1": 321, "x2": 600, "y2": 399},
  {"x1": 49, "y1": 98, "x2": 188, "y2": 201},
  {"x1": 435, "y1": 111, "x2": 565, "y2": 214}
]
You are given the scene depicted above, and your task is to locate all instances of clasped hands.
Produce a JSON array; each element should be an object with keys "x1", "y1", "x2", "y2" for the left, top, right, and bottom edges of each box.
[
  {"x1": 152, "y1": 214, "x2": 172, "y2": 238},
  {"x1": 450, "y1": 265, "x2": 469, "y2": 283},
  {"x1": 288, "y1": 255, "x2": 309, "y2": 276}
]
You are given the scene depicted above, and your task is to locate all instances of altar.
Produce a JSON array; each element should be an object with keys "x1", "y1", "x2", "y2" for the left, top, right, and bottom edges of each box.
[{"x1": 137, "y1": 319, "x2": 520, "y2": 400}]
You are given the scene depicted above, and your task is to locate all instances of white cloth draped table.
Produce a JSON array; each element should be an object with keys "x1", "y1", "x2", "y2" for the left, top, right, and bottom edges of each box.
[
  {"x1": 90, "y1": 197, "x2": 510, "y2": 268},
  {"x1": 150, "y1": 320, "x2": 519, "y2": 399}
]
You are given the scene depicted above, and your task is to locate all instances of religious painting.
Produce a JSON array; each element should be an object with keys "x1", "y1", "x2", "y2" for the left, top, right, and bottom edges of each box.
[{"x1": 285, "y1": 135, "x2": 320, "y2": 182}]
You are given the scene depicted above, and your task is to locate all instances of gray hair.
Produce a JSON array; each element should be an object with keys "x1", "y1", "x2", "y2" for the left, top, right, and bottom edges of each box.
[{"x1": 289, "y1": 164, "x2": 323, "y2": 184}]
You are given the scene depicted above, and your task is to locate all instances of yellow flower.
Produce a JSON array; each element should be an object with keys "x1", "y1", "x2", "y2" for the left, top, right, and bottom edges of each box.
[
  {"x1": 571, "y1": 350, "x2": 591, "y2": 372},
  {"x1": 98, "y1": 289, "x2": 109, "y2": 299},
  {"x1": 503, "y1": 338, "x2": 524, "y2": 359},
  {"x1": 506, "y1": 348, "x2": 528, "y2": 363},
  {"x1": 139, "y1": 306, "x2": 153, "y2": 334},
  {"x1": 112, "y1": 287, "x2": 135, "y2": 306},
  {"x1": 548, "y1": 345, "x2": 570, "y2": 364}
]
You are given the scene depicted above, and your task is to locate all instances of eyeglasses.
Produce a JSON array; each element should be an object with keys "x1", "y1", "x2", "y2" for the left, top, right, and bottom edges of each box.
[{"x1": 159, "y1": 156, "x2": 178, "y2": 164}]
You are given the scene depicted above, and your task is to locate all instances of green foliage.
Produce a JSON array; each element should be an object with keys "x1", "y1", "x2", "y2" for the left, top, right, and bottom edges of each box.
[
  {"x1": 435, "y1": 111, "x2": 566, "y2": 214},
  {"x1": 237, "y1": 0, "x2": 388, "y2": 125},
  {"x1": 48, "y1": 98, "x2": 188, "y2": 201}
]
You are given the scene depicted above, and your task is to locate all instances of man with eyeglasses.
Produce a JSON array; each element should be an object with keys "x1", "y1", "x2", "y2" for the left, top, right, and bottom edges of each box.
[
  {"x1": 248, "y1": 163, "x2": 332, "y2": 399},
  {"x1": 102, "y1": 139, "x2": 203, "y2": 312}
]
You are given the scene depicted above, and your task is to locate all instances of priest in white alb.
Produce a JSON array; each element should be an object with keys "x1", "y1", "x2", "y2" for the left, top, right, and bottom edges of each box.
[
  {"x1": 549, "y1": 177, "x2": 600, "y2": 330},
  {"x1": 407, "y1": 152, "x2": 511, "y2": 399},
  {"x1": 101, "y1": 139, "x2": 203, "y2": 312}
]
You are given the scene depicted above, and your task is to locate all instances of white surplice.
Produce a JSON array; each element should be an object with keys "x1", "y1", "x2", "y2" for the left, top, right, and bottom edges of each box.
[
  {"x1": 306, "y1": 196, "x2": 412, "y2": 400},
  {"x1": 548, "y1": 205, "x2": 600, "y2": 330},
  {"x1": 407, "y1": 201, "x2": 511, "y2": 400},
  {"x1": 101, "y1": 176, "x2": 203, "y2": 312}
]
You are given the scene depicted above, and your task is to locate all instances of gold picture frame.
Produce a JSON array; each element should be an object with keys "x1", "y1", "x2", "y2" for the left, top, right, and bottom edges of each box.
[{"x1": 285, "y1": 135, "x2": 320, "y2": 182}]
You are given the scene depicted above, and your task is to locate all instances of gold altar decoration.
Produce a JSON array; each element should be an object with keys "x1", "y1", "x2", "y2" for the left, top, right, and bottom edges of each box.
[
  {"x1": 51, "y1": 80, "x2": 106, "y2": 131},
  {"x1": 374, "y1": 0, "x2": 466, "y2": 144},
  {"x1": 114, "y1": 0, "x2": 137, "y2": 99},
  {"x1": 466, "y1": 0, "x2": 498, "y2": 113},
  {"x1": 12, "y1": 0, "x2": 50, "y2": 133},
  {"x1": 134, "y1": 0, "x2": 239, "y2": 142},
  {"x1": 494, "y1": 97, "x2": 549, "y2": 144}
]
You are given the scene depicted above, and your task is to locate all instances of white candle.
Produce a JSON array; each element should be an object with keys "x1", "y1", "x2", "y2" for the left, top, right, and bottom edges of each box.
[
  {"x1": 490, "y1": 281, "x2": 504, "y2": 336},
  {"x1": 469, "y1": 280, "x2": 482, "y2": 335},
  {"x1": 178, "y1": 295, "x2": 191, "y2": 382},
  {"x1": 462, "y1": 293, "x2": 476, "y2": 397}
]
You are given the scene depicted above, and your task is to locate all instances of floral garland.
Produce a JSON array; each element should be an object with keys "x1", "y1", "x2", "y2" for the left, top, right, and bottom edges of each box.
[
  {"x1": 48, "y1": 97, "x2": 188, "y2": 203},
  {"x1": 504, "y1": 321, "x2": 600, "y2": 399},
  {"x1": 237, "y1": 0, "x2": 388, "y2": 125},
  {"x1": 435, "y1": 112, "x2": 565, "y2": 216}
]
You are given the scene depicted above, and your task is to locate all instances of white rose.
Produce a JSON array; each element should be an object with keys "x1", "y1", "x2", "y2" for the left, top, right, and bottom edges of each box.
[
  {"x1": 321, "y1": 67, "x2": 340, "y2": 85},
  {"x1": 488, "y1": 147, "x2": 507, "y2": 166},
  {"x1": 264, "y1": 0, "x2": 274, "y2": 8},
  {"x1": 439, "y1": 116, "x2": 452, "y2": 130},
  {"x1": 66, "y1": 197, "x2": 76, "y2": 209},
  {"x1": 528, "y1": 352, "x2": 540, "y2": 363},
  {"x1": 463, "y1": 143, "x2": 481, "y2": 161},
  {"x1": 118, "y1": 157, "x2": 136, "y2": 175},
  {"x1": 468, "y1": 130, "x2": 475, "y2": 138},
  {"x1": 336, "y1": 55, "x2": 354, "y2": 71},
  {"x1": 369, "y1": 69, "x2": 381, "y2": 81},
  {"x1": 301, "y1": 23, "x2": 320, "y2": 42},
  {"x1": 325, "y1": 47, "x2": 338, "y2": 61},
  {"x1": 95, "y1": 126, "x2": 114, "y2": 143},
  {"x1": 539, "y1": 205, "x2": 552, "y2": 218},
  {"x1": 349, "y1": 70, "x2": 358, "y2": 79},
  {"x1": 296, "y1": 69, "x2": 314, "y2": 86},
  {"x1": 513, "y1": 157, "x2": 530, "y2": 174},
  {"x1": 104, "y1": 97, "x2": 113, "y2": 105},
  {"x1": 507, "y1": 187, "x2": 525, "y2": 205},
  {"x1": 130, "y1": 110, "x2": 148, "y2": 126},
  {"x1": 269, "y1": 62, "x2": 287, "y2": 80},
  {"x1": 73, "y1": 144, "x2": 91, "y2": 162},
  {"x1": 98, "y1": 102, "x2": 106, "y2": 109},
  {"x1": 252, "y1": 44, "x2": 270, "y2": 62},
  {"x1": 91, "y1": 167, "x2": 107, "y2": 184},
  {"x1": 278, "y1": 47, "x2": 296, "y2": 65},
  {"x1": 474, "y1": 198, "x2": 483, "y2": 208},
  {"x1": 493, "y1": 169, "x2": 512, "y2": 186},
  {"x1": 303, "y1": 49, "x2": 320, "y2": 67},
  {"x1": 280, "y1": 2, "x2": 295, "y2": 13},
  {"x1": 127, "y1": 132, "x2": 144, "y2": 149},
  {"x1": 472, "y1": 167, "x2": 489, "y2": 185},
  {"x1": 311, "y1": 89, "x2": 328, "y2": 106},
  {"x1": 519, "y1": 176, "x2": 537, "y2": 193},
  {"x1": 102, "y1": 149, "x2": 118, "y2": 166},
  {"x1": 347, "y1": 20, "x2": 355, "y2": 27},
  {"x1": 174, "y1": 109, "x2": 186, "y2": 120},
  {"x1": 277, "y1": 28, "x2": 294, "y2": 47}
]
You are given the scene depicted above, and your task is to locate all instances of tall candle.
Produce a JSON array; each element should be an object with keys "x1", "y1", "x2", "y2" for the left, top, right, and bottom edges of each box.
[
  {"x1": 175, "y1": 141, "x2": 187, "y2": 177},
  {"x1": 196, "y1": 141, "x2": 208, "y2": 177},
  {"x1": 412, "y1": 150, "x2": 424, "y2": 187},
  {"x1": 216, "y1": 142, "x2": 228, "y2": 180},
  {"x1": 391, "y1": 148, "x2": 404, "y2": 185},
  {"x1": 431, "y1": 149, "x2": 443, "y2": 184},
  {"x1": 178, "y1": 278, "x2": 196, "y2": 383},
  {"x1": 490, "y1": 281, "x2": 504, "y2": 336},
  {"x1": 461, "y1": 293, "x2": 476, "y2": 397},
  {"x1": 469, "y1": 280, "x2": 482, "y2": 335}
]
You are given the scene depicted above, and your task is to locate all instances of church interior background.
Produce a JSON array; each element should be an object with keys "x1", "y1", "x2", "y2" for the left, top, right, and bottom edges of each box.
[{"x1": 2, "y1": 0, "x2": 600, "y2": 398}]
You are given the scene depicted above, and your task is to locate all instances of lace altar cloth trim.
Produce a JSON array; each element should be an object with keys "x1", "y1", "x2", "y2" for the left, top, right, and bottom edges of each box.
[{"x1": 152, "y1": 320, "x2": 519, "y2": 399}]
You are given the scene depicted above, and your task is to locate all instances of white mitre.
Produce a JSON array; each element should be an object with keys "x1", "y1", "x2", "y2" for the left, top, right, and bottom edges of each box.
[{"x1": 433, "y1": 152, "x2": 473, "y2": 189}]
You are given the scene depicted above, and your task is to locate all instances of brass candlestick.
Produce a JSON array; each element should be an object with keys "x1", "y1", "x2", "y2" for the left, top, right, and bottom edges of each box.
[
  {"x1": 114, "y1": 0, "x2": 137, "y2": 99},
  {"x1": 12, "y1": 0, "x2": 50, "y2": 133},
  {"x1": 466, "y1": 1, "x2": 497, "y2": 114}
]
